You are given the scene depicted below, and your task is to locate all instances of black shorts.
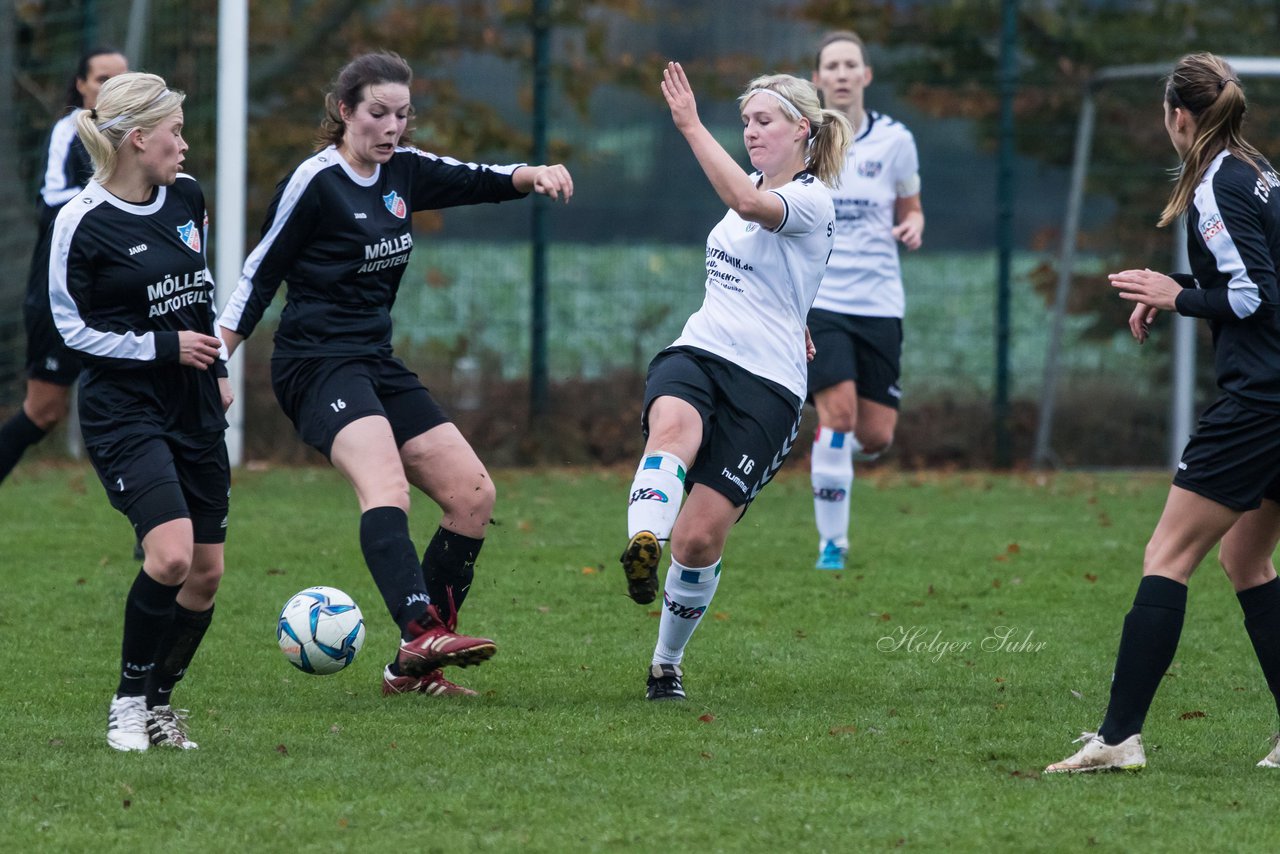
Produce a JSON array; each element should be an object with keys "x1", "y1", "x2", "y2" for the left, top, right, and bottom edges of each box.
[
  {"x1": 806, "y1": 309, "x2": 902, "y2": 408},
  {"x1": 642, "y1": 346, "x2": 801, "y2": 509},
  {"x1": 85, "y1": 429, "x2": 230, "y2": 543},
  {"x1": 1173, "y1": 395, "x2": 1280, "y2": 512},
  {"x1": 23, "y1": 228, "x2": 82, "y2": 385},
  {"x1": 271, "y1": 354, "x2": 450, "y2": 458}
]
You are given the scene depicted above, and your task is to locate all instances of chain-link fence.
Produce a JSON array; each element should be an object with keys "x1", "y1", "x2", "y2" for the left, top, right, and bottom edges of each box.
[{"x1": 5, "y1": 1, "x2": 1277, "y2": 467}]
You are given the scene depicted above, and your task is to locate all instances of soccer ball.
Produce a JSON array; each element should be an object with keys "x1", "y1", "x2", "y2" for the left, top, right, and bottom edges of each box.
[{"x1": 276, "y1": 586, "x2": 366, "y2": 675}]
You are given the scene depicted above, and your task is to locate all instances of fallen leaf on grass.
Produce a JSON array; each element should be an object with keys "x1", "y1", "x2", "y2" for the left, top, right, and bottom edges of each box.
[
  {"x1": 581, "y1": 566, "x2": 598, "y2": 575},
  {"x1": 828, "y1": 725, "x2": 858, "y2": 736},
  {"x1": 1070, "y1": 690, "x2": 1084, "y2": 700},
  {"x1": 700, "y1": 751, "x2": 713, "y2": 760},
  {"x1": 698, "y1": 713, "x2": 715, "y2": 723},
  {"x1": 329, "y1": 724, "x2": 341, "y2": 734},
  {"x1": 1006, "y1": 543, "x2": 1021, "y2": 555},
  {"x1": 75, "y1": 578, "x2": 86, "y2": 586},
  {"x1": 275, "y1": 744, "x2": 289, "y2": 755},
  {"x1": 266, "y1": 567, "x2": 285, "y2": 576},
  {"x1": 1097, "y1": 512, "x2": 1112, "y2": 528},
  {"x1": 1084, "y1": 573, "x2": 1098, "y2": 583},
  {"x1": 1179, "y1": 710, "x2": 1206, "y2": 720},
  {"x1": 992, "y1": 578, "x2": 1002, "y2": 588},
  {"x1": 537, "y1": 606, "x2": 550, "y2": 614},
  {"x1": 123, "y1": 800, "x2": 131, "y2": 809},
  {"x1": 647, "y1": 610, "x2": 661, "y2": 618},
  {"x1": 713, "y1": 612, "x2": 730, "y2": 621}
]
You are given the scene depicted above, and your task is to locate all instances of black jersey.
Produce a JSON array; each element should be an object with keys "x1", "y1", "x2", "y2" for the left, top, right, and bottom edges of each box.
[
  {"x1": 1173, "y1": 151, "x2": 1280, "y2": 411},
  {"x1": 36, "y1": 110, "x2": 94, "y2": 233},
  {"x1": 48, "y1": 173, "x2": 228, "y2": 436},
  {"x1": 218, "y1": 145, "x2": 527, "y2": 358}
]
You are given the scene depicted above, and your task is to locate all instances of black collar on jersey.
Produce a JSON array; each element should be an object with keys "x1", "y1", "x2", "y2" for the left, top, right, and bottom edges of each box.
[{"x1": 856, "y1": 110, "x2": 879, "y2": 143}]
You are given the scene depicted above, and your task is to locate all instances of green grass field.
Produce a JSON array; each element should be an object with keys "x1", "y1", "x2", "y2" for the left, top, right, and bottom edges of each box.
[{"x1": 1, "y1": 464, "x2": 1275, "y2": 852}]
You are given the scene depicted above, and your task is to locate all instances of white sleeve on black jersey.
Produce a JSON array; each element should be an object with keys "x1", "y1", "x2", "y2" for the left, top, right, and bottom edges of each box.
[
  {"x1": 41, "y1": 112, "x2": 85, "y2": 208},
  {"x1": 218, "y1": 163, "x2": 320, "y2": 338},
  {"x1": 1178, "y1": 156, "x2": 1274, "y2": 321},
  {"x1": 48, "y1": 192, "x2": 175, "y2": 364},
  {"x1": 403, "y1": 148, "x2": 527, "y2": 210}
]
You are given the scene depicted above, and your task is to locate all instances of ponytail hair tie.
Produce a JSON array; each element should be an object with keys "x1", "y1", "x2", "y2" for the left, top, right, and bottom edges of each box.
[
  {"x1": 1219, "y1": 76, "x2": 1241, "y2": 91},
  {"x1": 88, "y1": 108, "x2": 98, "y2": 120}
]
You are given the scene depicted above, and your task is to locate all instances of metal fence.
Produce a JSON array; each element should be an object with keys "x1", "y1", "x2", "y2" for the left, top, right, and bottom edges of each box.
[{"x1": 5, "y1": 1, "x2": 1275, "y2": 467}]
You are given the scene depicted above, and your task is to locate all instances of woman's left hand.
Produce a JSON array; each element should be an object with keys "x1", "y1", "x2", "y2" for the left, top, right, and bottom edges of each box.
[
  {"x1": 805, "y1": 326, "x2": 816, "y2": 362},
  {"x1": 531, "y1": 164, "x2": 574, "y2": 203},
  {"x1": 1109, "y1": 268, "x2": 1181, "y2": 312},
  {"x1": 218, "y1": 376, "x2": 234, "y2": 412}
]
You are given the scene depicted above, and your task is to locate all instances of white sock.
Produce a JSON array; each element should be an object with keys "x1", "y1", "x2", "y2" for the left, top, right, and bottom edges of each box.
[
  {"x1": 811, "y1": 426, "x2": 856, "y2": 549},
  {"x1": 627, "y1": 451, "x2": 687, "y2": 546},
  {"x1": 652, "y1": 557, "x2": 721, "y2": 665}
]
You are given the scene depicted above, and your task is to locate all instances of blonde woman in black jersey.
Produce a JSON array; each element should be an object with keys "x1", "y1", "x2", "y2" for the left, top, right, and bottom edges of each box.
[
  {"x1": 50, "y1": 72, "x2": 230, "y2": 752},
  {"x1": 1048, "y1": 53, "x2": 1280, "y2": 773}
]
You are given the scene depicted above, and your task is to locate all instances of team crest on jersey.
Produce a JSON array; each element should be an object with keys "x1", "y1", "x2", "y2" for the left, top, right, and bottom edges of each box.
[
  {"x1": 176, "y1": 220, "x2": 201, "y2": 252},
  {"x1": 383, "y1": 191, "x2": 407, "y2": 219},
  {"x1": 1199, "y1": 212, "x2": 1225, "y2": 241},
  {"x1": 857, "y1": 160, "x2": 883, "y2": 178}
]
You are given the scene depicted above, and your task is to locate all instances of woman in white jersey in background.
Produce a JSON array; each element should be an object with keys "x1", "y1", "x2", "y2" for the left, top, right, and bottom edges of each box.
[
  {"x1": 619, "y1": 62, "x2": 850, "y2": 701},
  {"x1": 807, "y1": 30, "x2": 924, "y2": 570}
]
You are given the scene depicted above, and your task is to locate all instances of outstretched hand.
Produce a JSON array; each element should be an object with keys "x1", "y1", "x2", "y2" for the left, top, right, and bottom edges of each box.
[
  {"x1": 532, "y1": 164, "x2": 574, "y2": 203},
  {"x1": 660, "y1": 61, "x2": 700, "y2": 133}
]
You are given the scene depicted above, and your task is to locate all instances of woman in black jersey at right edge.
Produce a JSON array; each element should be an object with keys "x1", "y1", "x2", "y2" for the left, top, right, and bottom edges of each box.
[
  {"x1": 1047, "y1": 53, "x2": 1280, "y2": 773},
  {"x1": 218, "y1": 52, "x2": 573, "y2": 698}
]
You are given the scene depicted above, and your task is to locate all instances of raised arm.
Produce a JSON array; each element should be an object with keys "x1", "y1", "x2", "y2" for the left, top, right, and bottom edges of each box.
[{"x1": 661, "y1": 61, "x2": 785, "y2": 230}]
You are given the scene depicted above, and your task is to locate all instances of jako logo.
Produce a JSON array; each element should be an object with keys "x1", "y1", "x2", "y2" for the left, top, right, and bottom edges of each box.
[
  {"x1": 629, "y1": 487, "x2": 669, "y2": 505},
  {"x1": 664, "y1": 592, "x2": 706, "y2": 620},
  {"x1": 813, "y1": 487, "x2": 847, "y2": 502},
  {"x1": 383, "y1": 190, "x2": 407, "y2": 218},
  {"x1": 857, "y1": 159, "x2": 883, "y2": 178}
]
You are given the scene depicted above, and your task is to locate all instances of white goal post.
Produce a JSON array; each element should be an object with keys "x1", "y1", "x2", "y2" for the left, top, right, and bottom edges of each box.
[{"x1": 1033, "y1": 57, "x2": 1280, "y2": 470}]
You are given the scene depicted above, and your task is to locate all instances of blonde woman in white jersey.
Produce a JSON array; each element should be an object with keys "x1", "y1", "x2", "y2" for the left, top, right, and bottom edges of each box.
[
  {"x1": 808, "y1": 30, "x2": 924, "y2": 570},
  {"x1": 619, "y1": 62, "x2": 850, "y2": 700}
]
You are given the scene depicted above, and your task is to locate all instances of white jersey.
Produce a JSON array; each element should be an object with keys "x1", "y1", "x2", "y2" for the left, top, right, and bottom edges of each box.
[
  {"x1": 811, "y1": 111, "x2": 919, "y2": 318},
  {"x1": 672, "y1": 171, "x2": 835, "y2": 400}
]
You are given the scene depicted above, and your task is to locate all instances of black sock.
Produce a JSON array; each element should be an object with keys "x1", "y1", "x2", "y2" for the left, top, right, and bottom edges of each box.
[
  {"x1": 1238, "y1": 576, "x2": 1280, "y2": 722},
  {"x1": 117, "y1": 569, "x2": 181, "y2": 697},
  {"x1": 421, "y1": 526, "x2": 482, "y2": 624},
  {"x1": 146, "y1": 603, "x2": 214, "y2": 708},
  {"x1": 360, "y1": 506, "x2": 431, "y2": 638},
  {"x1": 0, "y1": 409, "x2": 49, "y2": 484},
  {"x1": 1098, "y1": 575, "x2": 1188, "y2": 744}
]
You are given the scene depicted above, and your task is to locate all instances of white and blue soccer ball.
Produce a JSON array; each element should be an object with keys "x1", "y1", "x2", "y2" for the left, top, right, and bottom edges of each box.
[{"x1": 276, "y1": 586, "x2": 366, "y2": 675}]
